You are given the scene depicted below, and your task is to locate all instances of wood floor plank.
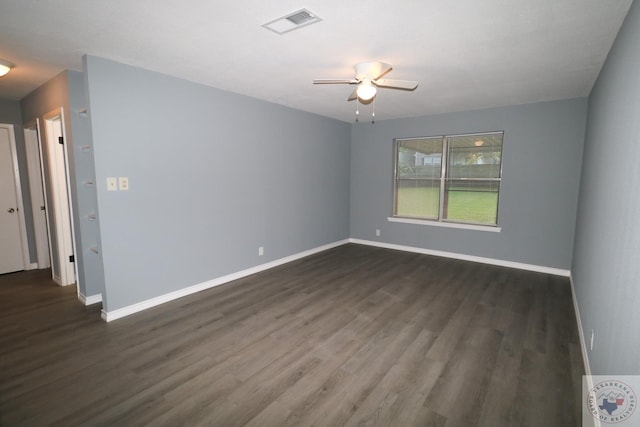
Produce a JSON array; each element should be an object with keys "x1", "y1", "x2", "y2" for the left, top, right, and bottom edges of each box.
[
  {"x1": 341, "y1": 328, "x2": 438, "y2": 427},
  {"x1": 0, "y1": 244, "x2": 585, "y2": 426}
]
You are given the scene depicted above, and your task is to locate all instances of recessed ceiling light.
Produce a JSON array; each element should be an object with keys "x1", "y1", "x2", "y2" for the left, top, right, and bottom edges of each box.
[{"x1": 262, "y1": 9, "x2": 322, "y2": 35}]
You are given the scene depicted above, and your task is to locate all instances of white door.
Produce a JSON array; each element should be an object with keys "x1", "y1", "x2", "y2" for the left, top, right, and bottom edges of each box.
[
  {"x1": 0, "y1": 124, "x2": 27, "y2": 274},
  {"x1": 24, "y1": 122, "x2": 51, "y2": 269},
  {"x1": 44, "y1": 110, "x2": 76, "y2": 286}
]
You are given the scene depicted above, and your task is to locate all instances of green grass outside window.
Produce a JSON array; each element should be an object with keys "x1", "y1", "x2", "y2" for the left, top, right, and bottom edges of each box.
[{"x1": 396, "y1": 187, "x2": 498, "y2": 225}]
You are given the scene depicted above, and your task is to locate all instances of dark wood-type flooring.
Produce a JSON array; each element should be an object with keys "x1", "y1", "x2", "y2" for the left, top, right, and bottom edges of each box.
[{"x1": 0, "y1": 244, "x2": 584, "y2": 426}]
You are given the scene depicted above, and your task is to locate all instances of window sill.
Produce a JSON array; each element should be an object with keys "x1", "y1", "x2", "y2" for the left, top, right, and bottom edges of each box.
[{"x1": 387, "y1": 216, "x2": 501, "y2": 233}]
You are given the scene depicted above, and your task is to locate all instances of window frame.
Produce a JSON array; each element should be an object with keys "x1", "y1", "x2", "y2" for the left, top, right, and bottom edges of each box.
[{"x1": 392, "y1": 131, "x2": 504, "y2": 228}]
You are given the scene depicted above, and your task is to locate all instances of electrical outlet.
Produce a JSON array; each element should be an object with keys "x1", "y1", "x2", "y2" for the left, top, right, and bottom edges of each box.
[
  {"x1": 258, "y1": 246, "x2": 264, "y2": 256},
  {"x1": 590, "y1": 330, "x2": 594, "y2": 351},
  {"x1": 118, "y1": 177, "x2": 129, "y2": 191},
  {"x1": 107, "y1": 177, "x2": 117, "y2": 191},
  {"x1": 376, "y1": 229, "x2": 381, "y2": 237}
]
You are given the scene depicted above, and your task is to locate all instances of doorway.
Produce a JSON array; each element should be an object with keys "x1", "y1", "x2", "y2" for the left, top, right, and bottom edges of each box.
[
  {"x1": 0, "y1": 123, "x2": 30, "y2": 275},
  {"x1": 43, "y1": 109, "x2": 76, "y2": 286},
  {"x1": 24, "y1": 120, "x2": 51, "y2": 269}
]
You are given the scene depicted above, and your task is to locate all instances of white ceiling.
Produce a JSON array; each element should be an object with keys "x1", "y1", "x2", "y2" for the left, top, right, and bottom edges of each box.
[{"x1": 0, "y1": 0, "x2": 633, "y2": 123}]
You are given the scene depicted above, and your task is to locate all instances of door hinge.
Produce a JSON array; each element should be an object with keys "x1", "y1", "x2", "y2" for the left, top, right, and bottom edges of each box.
[
  {"x1": 69, "y1": 255, "x2": 75, "y2": 263},
  {"x1": 58, "y1": 136, "x2": 64, "y2": 145}
]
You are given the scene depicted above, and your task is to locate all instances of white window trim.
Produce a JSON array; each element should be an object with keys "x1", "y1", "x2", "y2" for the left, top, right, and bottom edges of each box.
[{"x1": 387, "y1": 216, "x2": 501, "y2": 232}]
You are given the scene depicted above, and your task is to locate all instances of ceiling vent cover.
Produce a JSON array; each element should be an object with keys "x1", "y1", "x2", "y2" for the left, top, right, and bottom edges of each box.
[
  {"x1": 263, "y1": 9, "x2": 322, "y2": 35},
  {"x1": 287, "y1": 10, "x2": 314, "y2": 25}
]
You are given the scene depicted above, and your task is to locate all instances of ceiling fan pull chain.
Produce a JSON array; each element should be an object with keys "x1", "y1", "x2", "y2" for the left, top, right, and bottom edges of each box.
[
  {"x1": 372, "y1": 97, "x2": 376, "y2": 124},
  {"x1": 355, "y1": 96, "x2": 360, "y2": 122}
]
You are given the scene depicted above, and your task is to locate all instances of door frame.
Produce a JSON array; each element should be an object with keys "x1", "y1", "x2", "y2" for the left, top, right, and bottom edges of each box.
[
  {"x1": 24, "y1": 119, "x2": 51, "y2": 269},
  {"x1": 42, "y1": 109, "x2": 77, "y2": 286},
  {"x1": 0, "y1": 123, "x2": 31, "y2": 270}
]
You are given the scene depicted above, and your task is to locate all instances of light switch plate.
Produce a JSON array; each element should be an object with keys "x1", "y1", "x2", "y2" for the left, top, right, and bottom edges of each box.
[
  {"x1": 118, "y1": 177, "x2": 129, "y2": 191},
  {"x1": 107, "y1": 177, "x2": 117, "y2": 191}
]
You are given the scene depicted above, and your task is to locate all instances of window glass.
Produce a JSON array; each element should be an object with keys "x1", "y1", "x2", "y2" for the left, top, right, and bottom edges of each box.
[{"x1": 395, "y1": 138, "x2": 442, "y2": 220}]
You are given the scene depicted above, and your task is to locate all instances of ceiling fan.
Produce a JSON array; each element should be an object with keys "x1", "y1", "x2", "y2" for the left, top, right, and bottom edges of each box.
[{"x1": 313, "y1": 61, "x2": 418, "y2": 103}]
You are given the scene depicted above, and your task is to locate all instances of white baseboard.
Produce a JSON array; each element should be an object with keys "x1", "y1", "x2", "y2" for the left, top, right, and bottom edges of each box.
[
  {"x1": 100, "y1": 237, "x2": 571, "y2": 322},
  {"x1": 79, "y1": 293, "x2": 102, "y2": 306},
  {"x1": 569, "y1": 275, "x2": 592, "y2": 377},
  {"x1": 25, "y1": 262, "x2": 38, "y2": 271},
  {"x1": 101, "y1": 239, "x2": 350, "y2": 322},
  {"x1": 569, "y1": 275, "x2": 598, "y2": 426},
  {"x1": 349, "y1": 238, "x2": 571, "y2": 277}
]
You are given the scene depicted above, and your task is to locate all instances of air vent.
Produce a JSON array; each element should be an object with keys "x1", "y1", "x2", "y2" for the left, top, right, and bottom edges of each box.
[
  {"x1": 262, "y1": 8, "x2": 322, "y2": 35},
  {"x1": 286, "y1": 10, "x2": 314, "y2": 25}
]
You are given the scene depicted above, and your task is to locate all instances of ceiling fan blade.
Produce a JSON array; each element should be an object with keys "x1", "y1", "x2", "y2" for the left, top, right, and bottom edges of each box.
[
  {"x1": 356, "y1": 61, "x2": 393, "y2": 81},
  {"x1": 313, "y1": 79, "x2": 358, "y2": 84},
  {"x1": 371, "y1": 62, "x2": 393, "y2": 80},
  {"x1": 347, "y1": 89, "x2": 358, "y2": 101},
  {"x1": 373, "y1": 78, "x2": 418, "y2": 90}
]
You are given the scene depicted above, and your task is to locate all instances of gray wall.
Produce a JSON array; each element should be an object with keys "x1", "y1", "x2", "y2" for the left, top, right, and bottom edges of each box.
[
  {"x1": 572, "y1": 0, "x2": 640, "y2": 375},
  {"x1": 350, "y1": 98, "x2": 587, "y2": 270},
  {"x1": 20, "y1": 70, "x2": 103, "y2": 298},
  {"x1": 0, "y1": 98, "x2": 36, "y2": 263},
  {"x1": 83, "y1": 56, "x2": 351, "y2": 312}
]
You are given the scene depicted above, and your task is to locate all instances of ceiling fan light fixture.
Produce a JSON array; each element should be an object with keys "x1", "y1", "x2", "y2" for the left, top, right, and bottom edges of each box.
[
  {"x1": 356, "y1": 80, "x2": 376, "y2": 101},
  {"x1": 0, "y1": 59, "x2": 14, "y2": 77}
]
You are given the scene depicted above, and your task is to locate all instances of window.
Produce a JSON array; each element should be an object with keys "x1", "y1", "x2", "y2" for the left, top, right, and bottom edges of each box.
[{"x1": 393, "y1": 131, "x2": 503, "y2": 227}]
